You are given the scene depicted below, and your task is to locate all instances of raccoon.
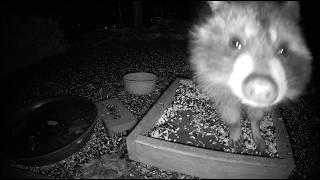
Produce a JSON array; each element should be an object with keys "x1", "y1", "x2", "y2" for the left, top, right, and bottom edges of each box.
[{"x1": 189, "y1": 1, "x2": 312, "y2": 153}]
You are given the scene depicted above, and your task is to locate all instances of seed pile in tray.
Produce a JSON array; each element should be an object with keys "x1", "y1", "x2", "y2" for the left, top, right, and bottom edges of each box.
[{"x1": 146, "y1": 80, "x2": 279, "y2": 158}]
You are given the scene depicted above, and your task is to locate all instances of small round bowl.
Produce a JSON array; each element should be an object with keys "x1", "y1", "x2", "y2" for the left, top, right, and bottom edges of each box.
[{"x1": 123, "y1": 72, "x2": 158, "y2": 95}]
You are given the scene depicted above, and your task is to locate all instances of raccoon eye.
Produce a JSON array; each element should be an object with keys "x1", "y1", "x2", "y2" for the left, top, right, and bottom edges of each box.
[
  {"x1": 230, "y1": 37, "x2": 242, "y2": 50},
  {"x1": 277, "y1": 44, "x2": 289, "y2": 57}
]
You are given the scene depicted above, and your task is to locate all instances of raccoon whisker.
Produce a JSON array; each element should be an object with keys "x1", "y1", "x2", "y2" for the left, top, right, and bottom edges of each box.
[
  {"x1": 284, "y1": 78, "x2": 303, "y2": 87},
  {"x1": 285, "y1": 78, "x2": 300, "y2": 84}
]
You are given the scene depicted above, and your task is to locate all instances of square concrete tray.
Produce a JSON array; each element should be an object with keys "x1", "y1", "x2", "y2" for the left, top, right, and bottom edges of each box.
[{"x1": 126, "y1": 78, "x2": 295, "y2": 179}]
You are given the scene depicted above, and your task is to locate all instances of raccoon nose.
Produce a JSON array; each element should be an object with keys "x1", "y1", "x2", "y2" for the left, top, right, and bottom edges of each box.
[{"x1": 242, "y1": 74, "x2": 278, "y2": 105}]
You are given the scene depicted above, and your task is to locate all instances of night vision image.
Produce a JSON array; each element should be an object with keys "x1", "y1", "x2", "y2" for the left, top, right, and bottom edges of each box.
[{"x1": 0, "y1": 1, "x2": 319, "y2": 179}]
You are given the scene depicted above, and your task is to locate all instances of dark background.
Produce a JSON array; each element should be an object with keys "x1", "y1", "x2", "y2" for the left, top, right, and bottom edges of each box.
[
  {"x1": 0, "y1": 1, "x2": 199, "y2": 40},
  {"x1": 0, "y1": 1, "x2": 318, "y2": 76},
  {"x1": 0, "y1": 1, "x2": 201, "y2": 77}
]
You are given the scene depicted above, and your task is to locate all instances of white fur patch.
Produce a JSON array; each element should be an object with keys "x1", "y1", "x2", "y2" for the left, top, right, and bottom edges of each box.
[
  {"x1": 228, "y1": 53, "x2": 254, "y2": 100},
  {"x1": 228, "y1": 56, "x2": 287, "y2": 107},
  {"x1": 198, "y1": 26, "x2": 210, "y2": 41},
  {"x1": 269, "y1": 28, "x2": 277, "y2": 43},
  {"x1": 269, "y1": 58, "x2": 287, "y2": 104},
  {"x1": 244, "y1": 25, "x2": 257, "y2": 38}
]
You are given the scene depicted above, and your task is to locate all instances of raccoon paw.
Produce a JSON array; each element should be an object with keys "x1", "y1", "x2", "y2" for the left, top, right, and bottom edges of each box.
[{"x1": 229, "y1": 135, "x2": 244, "y2": 152}]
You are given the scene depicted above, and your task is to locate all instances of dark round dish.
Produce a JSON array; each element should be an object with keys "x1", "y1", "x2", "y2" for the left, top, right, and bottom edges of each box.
[{"x1": 1, "y1": 96, "x2": 98, "y2": 166}]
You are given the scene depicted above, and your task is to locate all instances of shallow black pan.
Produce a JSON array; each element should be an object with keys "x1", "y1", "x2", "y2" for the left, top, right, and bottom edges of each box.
[{"x1": 1, "y1": 96, "x2": 98, "y2": 166}]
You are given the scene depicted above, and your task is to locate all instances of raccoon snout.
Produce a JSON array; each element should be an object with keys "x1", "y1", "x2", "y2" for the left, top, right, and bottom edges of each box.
[{"x1": 242, "y1": 73, "x2": 278, "y2": 105}]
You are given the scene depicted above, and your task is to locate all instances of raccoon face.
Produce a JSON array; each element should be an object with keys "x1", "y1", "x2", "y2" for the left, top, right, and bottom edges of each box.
[{"x1": 190, "y1": 1, "x2": 312, "y2": 108}]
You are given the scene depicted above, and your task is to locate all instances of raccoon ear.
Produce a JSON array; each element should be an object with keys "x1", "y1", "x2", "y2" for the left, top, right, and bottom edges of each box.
[
  {"x1": 283, "y1": 1, "x2": 300, "y2": 20},
  {"x1": 208, "y1": 1, "x2": 227, "y2": 11}
]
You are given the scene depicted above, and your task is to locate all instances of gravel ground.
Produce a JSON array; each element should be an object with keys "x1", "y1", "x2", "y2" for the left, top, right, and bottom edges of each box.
[{"x1": 1, "y1": 32, "x2": 319, "y2": 179}]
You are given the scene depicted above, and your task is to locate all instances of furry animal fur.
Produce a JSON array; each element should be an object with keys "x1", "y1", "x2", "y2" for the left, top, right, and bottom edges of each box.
[{"x1": 189, "y1": 1, "x2": 312, "y2": 152}]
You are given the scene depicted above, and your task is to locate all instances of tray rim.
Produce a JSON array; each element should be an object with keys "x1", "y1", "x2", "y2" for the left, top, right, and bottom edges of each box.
[{"x1": 127, "y1": 77, "x2": 296, "y2": 178}]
